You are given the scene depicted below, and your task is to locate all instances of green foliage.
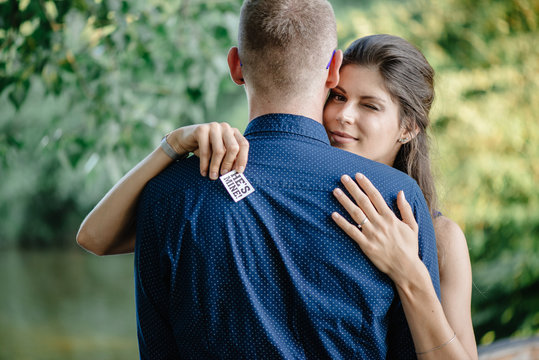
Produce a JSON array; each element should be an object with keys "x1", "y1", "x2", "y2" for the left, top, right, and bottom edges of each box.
[{"x1": 0, "y1": 0, "x2": 242, "y2": 247}]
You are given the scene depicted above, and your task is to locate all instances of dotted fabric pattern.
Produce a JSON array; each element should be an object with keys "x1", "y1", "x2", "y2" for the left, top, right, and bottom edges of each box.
[{"x1": 135, "y1": 114, "x2": 440, "y2": 359}]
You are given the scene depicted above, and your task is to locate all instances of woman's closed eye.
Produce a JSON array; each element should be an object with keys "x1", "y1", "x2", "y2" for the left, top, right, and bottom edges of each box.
[{"x1": 362, "y1": 103, "x2": 380, "y2": 111}]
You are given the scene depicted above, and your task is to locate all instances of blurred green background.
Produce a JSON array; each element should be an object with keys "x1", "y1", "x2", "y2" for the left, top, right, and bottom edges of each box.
[{"x1": 0, "y1": 0, "x2": 537, "y2": 358}]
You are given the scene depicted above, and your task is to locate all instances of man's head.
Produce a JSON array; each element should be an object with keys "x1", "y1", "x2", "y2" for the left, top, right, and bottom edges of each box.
[{"x1": 229, "y1": 0, "x2": 340, "y2": 112}]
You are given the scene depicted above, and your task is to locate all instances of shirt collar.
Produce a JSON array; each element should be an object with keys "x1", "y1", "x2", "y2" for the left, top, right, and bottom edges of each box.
[{"x1": 244, "y1": 113, "x2": 330, "y2": 145}]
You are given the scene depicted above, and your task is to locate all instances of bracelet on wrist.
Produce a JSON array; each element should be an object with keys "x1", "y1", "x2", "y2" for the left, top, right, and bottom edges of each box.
[
  {"x1": 416, "y1": 332, "x2": 457, "y2": 355},
  {"x1": 160, "y1": 134, "x2": 188, "y2": 161}
]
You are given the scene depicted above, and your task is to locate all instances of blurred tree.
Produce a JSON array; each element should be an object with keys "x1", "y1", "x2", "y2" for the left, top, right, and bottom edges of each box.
[{"x1": 0, "y1": 0, "x2": 243, "y2": 247}]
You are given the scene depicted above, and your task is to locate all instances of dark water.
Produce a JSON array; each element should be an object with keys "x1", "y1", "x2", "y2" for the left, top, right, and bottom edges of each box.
[{"x1": 0, "y1": 249, "x2": 138, "y2": 359}]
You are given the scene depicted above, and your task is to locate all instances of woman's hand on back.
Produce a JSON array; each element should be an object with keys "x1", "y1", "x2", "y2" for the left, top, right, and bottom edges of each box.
[
  {"x1": 331, "y1": 173, "x2": 423, "y2": 285},
  {"x1": 332, "y1": 173, "x2": 477, "y2": 359},
  {"x1": 77, "y1": 121, "x2": 249, "y2": 256},
  {"x1": 167, "y1": 122, "x2": 249, "y2": 180}
]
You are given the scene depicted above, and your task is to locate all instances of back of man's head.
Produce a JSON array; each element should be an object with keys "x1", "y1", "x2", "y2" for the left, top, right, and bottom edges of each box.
[{"x1": 238, "y1": 0, "x2": 337, "y2": 99}]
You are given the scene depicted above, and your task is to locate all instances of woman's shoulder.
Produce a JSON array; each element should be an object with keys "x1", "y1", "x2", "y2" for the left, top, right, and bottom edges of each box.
[
  {"x1": 433, "y1": 215, "x2": 471, "y2": 279},
  {"x1": 433, "y1": 215, "x2": 464, "y2": 240},
  {"x1": 433, "y1": 215, "x2": 468, "y2": 252}
]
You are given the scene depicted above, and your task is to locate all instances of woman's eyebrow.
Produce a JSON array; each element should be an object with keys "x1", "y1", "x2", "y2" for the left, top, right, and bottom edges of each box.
[
  {"x1": 361, "y1": 95, "x2": 386, "y2": 103},
  {"x1": 335, "y1": 86, "x2": 386, "y2": 103}
]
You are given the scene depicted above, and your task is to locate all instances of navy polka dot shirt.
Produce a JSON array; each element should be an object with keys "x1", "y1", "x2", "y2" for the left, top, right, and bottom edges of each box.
[{"x1": 135, "y1": 114, "x2": 440, "y2": 359}]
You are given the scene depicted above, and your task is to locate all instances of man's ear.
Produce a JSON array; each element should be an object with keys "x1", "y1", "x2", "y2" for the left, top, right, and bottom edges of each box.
[
  {"x1": 227, "y1": 47, "x2": 245, "y2": 85},
  {"x1": 325, "y1": 49, "x2": 343, "y2": 90}
]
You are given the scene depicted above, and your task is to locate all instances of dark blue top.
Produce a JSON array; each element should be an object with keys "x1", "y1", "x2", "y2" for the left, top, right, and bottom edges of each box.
[{"x1": 135, "y1": 113, "x2": 440, "y2": 359}]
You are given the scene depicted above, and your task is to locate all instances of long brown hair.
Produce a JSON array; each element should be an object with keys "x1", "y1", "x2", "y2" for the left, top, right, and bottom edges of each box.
[{"x1": 342, "y1": 34, "x2": 438, "y2": 214}]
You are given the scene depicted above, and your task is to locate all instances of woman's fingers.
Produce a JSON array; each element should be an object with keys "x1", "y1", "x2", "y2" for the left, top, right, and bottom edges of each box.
[
  {"x1": 194, "y1": 125, "x2": 211, "y2": 177},
  {"x1": 331, "y1": 212, "x2": 369, "y2": 249},
  {"x1": 397, "y1": 191, "x2": 418, "y2": 233},
  {"x1": 220, "y1": 124, "x2": 241, "y2": 175},
  {"x1": 189, "y1": 122, "x2": 249, "y2": 180},
  {"x1": 232, "y1": 128, "x2": 249, "y2": 173},
  {"x1": 340, "y1": 174, "x2": 378, "y2": 221},
  {"x1": 354, "y1": 173, "x2": 392, "y2": 216},
  {"x1": 207, "y1": 122, "x2": 227, "y2": 180},
  {"x1": 332, "y1": 178, "x2": 422, "y2": 280},
  {"x1": 333, "y1": 187, "x2": 368, "y2": 226}
]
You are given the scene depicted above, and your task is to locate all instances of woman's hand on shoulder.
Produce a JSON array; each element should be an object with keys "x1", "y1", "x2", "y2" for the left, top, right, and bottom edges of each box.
[
  {"x1": 331, "y1": 173, "x2": 423, "y2": 284},
  {"x1": 167, "y1": 122, "x2": 249, "y2": 180}
]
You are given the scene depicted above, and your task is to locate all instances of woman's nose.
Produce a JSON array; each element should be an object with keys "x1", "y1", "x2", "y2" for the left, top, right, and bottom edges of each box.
[{"x1": 337, "y1": 106, "x2": 355, "y2": 125}]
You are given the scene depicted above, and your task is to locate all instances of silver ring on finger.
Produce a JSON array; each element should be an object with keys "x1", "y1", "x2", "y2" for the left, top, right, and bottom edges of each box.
[{"x1": 357, "y1": 217, "x2": 369, "y2": 229}]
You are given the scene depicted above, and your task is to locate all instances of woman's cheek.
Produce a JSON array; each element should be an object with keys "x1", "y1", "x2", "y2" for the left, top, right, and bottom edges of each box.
[{"x1": 323, "y1": 105, "x2": 336, "y2": 125}]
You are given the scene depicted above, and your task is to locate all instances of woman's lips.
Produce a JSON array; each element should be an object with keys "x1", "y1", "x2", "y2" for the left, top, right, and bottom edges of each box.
[{"x1": 331, "y1": 131, "x2": 358, "y2": 144}]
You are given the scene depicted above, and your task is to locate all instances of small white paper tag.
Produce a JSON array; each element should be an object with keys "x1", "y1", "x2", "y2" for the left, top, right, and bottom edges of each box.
[{"x1": 219, "y1": 170, "x2": 255, "y2": 202}]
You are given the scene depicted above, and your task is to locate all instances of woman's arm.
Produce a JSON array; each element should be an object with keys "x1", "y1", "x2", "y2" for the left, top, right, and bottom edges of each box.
[
  {"x1": 77, "y1": 122, "x2": 249, "y2": 256},
  {"x1": 434, "y1": 216, "x2": 477, "y2": 359},
  {"x1": 331, "y1": 173, "x2": 477, "y2": 359}
]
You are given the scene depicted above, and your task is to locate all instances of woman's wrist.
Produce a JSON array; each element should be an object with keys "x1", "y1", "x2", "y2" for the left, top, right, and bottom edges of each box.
[
  {"x1": 393, "y1": 259, "x2": 431, "y2": 294},
  {"x1": 165, "y1": 128, "x2": 190, "y2": 156}
]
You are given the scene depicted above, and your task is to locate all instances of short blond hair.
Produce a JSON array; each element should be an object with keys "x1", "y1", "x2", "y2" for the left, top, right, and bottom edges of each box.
[{"x1": 238, "y1": 0, "x2": 337, "y2": 97}]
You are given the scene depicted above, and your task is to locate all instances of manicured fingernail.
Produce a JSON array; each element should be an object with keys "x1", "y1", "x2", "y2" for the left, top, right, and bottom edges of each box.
[
  {"x1": 331, "y1": 212, "x2": 340, "y2": 220},
  {"x1": 201, "y1": 171, "x2": 207, "y2": 177},
  {"x1": 334, "y1": 188, "x2": 343, "y2": 196},
  {"x1": 342, "y1": 175, "x2": 351, "y2": 183},
  {"x1": 400, "y1": 190, "x2": 405, "y2": 200},
  {"x1": 237, "y1": 166, "x2": 244, "y2": 173},
  {"x1": 210, "y1": 172, "x2": 218, "y2": 180},
  {"x1": 356, "y1": 173, "x2": 364, "y2": 180},
  {"x1": 221, "y1": 168, "x2": 230, "y2": 175}
]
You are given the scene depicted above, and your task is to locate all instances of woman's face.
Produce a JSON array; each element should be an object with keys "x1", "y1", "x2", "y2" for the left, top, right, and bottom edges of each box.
[{"x1": 323, "y1": 64, "x2": 407, "y2": 167}]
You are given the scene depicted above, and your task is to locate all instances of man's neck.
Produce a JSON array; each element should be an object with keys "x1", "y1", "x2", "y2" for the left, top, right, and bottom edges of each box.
[{"x1": 247, "y1": 95, "x2": 325, "y2": 124}]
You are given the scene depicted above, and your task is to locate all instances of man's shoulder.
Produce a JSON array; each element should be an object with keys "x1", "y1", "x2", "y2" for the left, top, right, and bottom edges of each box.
[
  {"x1": 322, "y1": 146, "x2": 419, "y2": 192},
  {"x1": 141, "y1": 156, "x2": 212, "y2": 205},
  {"x1": 141, "y1": 145, "x2": 421, "y2": 208}
]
